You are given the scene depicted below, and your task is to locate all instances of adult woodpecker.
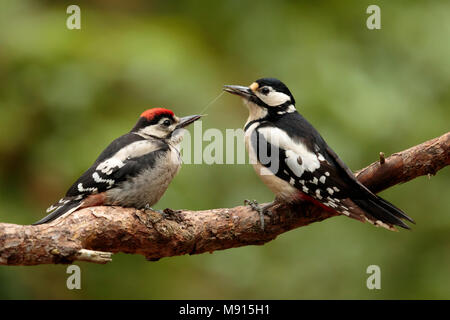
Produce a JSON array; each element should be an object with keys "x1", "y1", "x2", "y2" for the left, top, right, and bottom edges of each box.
[
  {"x1": 224, "y1": 78, "x2": 414, "y2": 231},
  {"x1": 33, "y1": 108, "x2": 201, "y2": 225}
]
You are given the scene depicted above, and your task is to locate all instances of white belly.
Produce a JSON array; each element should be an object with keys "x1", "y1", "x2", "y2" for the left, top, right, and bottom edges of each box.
[{"x1": 252, "y1": 161, "x2": 298, "y2": 201}]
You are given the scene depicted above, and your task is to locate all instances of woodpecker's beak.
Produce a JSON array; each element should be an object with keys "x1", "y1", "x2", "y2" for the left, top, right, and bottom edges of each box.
[
  {"x1": 223, "y1": 85, "x2": 254, "y2": 100},
  {"x1": 176, "y1": 114, "x2": 202, "y2": 129}
]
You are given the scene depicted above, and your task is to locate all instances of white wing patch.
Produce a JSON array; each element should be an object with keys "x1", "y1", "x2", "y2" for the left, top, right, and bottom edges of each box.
[
  {"x1": 96, "y1": 158, "x2": 125, "y2": 175},
  {"x1": 277, "y1": 105, "x2": 296, "y2": 115},
  {"x1": 285, "y1": 150, "x2": 304, "y2": 177},
  {"x1": 92, "y1": 172, "x2": 115, "y2": 188},
  {"x1": 96, "y1": 140, "x2": 160, "y2": 175},
  {"x1": 258, "y1": 127, "x2": 321, "y2": 174},
  {"x1": 77, "y1": 183, "x2": 98, "y2": 193},
  {"x1": 245, "y1": 124, "x2": 351, "y2": 208}
]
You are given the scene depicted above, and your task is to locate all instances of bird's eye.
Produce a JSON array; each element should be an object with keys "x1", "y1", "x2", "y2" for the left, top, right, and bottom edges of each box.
[
  {"x1": 162, "y1": 119, "x2": 171, "y2": 126},
  {"x1": 261, "y1": 87, "x2": 270, "y2": 95}
]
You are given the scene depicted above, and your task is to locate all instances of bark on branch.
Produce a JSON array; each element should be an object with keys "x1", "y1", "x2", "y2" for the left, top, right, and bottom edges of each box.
[{"x1": 1, "y1": 132, "x2": 449, "y2": 266}]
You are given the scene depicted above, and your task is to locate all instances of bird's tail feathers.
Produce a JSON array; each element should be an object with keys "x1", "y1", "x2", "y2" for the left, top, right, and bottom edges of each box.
[
  {"x1": 374, "y1": 195, "x2": 415, "y2": 224},
  {"x1": 33, "y1": 197, "x2": 84, "y2": 225},
  {"x1": 352, "y1": 195, "x2": 413, "y2": 231}
]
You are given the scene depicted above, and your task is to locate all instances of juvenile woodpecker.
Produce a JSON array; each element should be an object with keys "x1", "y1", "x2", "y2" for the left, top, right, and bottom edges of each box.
[
  {"x1": 224, "y1": 78, "x2": 414, "y2": 231},
  {"x1": 33, "y1": 108, "x2": 201, "y2": 225}
]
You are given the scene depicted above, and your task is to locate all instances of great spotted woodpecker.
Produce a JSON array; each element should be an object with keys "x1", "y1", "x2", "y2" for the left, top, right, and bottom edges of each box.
[
  {"x1": 33, "y1": 108, "x2": 201, "y2": 225},
  {"x1": 224, "y1": 78, "x2": 414, "y2": 230}
]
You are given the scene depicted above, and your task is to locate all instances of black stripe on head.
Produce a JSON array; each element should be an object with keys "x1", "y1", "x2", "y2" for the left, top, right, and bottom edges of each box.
[{"x1": 131, "y1": 108, "x2": 175, "y2": 132}]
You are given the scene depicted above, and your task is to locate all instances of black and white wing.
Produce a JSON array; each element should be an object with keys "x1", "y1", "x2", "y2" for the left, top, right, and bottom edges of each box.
[
  {"x1": 33, "y1": 133, "x2": 168, "y2": 225},
  {"x1": 251, "y1": 112, "x2": 413, "y2": 230}
]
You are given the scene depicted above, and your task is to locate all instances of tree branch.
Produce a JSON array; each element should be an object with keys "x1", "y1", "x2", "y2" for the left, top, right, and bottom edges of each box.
[{"x1": 1, "y1": 132, "x2": 449, "y2": 266}]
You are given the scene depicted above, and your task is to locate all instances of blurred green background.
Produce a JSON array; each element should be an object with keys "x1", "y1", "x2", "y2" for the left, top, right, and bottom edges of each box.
[{"x1": 0, "y1": 0, "x2": 449, "y2": 299}]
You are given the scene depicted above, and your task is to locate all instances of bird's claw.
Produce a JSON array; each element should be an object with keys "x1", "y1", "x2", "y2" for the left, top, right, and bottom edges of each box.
[
  {"x1": 145, "y1": 204, "x2": 184, "y2": 222},
  {"x1": 163, "y1": 208, "x2": 182, "y2": 215},
  {"x1": 244, "y1": 199, "x2": 273, "y2": 231}
]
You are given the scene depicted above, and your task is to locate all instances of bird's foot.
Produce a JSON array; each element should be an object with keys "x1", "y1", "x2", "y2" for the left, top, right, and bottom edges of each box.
[
  {"x1": 163, "y1": 208, "x2": 184, "y2": 223},
  {"x1": 163, "y1": 208, "x2": 182, "y2": 215},
  {"x1": 144, "y1": 204, "x2": 166, "y2": 216},
  {"x1": 144, "y1": 206, "x2": 183, "y2": 221},
  {"x1": 244, "y1": 199, "x2": 275, "y2": 231}
]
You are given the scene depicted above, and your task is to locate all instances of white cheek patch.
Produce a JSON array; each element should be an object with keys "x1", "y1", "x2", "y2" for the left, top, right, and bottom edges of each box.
[
  {"x1": 256, "y1": 91, "x2": 291, "y2": 107},
  {"x1": 139, "y1": 126, "x2": 166, "y2": 139}
]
